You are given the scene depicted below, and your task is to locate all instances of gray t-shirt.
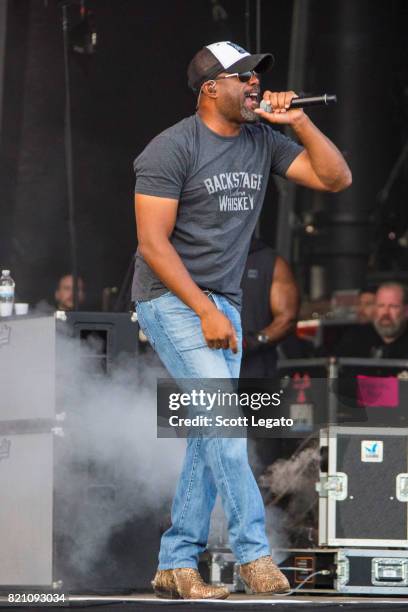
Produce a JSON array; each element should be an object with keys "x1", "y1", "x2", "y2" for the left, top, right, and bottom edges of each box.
[{"x1": 132, "y1": 114, "x2": 302, "y2": 308}]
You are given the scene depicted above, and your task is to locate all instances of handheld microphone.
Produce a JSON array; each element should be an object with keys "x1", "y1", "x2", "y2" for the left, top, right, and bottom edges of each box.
[{"x1": 260, "y1": 94, "x2": 337, "y2": 113}]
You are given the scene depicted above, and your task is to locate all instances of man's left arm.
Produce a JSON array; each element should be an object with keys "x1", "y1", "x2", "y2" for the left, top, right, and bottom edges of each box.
[{"x1": 254, "y1": 90, "x2": 352, "y2": 193}]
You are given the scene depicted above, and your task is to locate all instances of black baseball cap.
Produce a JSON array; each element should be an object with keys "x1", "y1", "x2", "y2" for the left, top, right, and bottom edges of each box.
[{"x1": 187, "y1": 41, "x2": 274, "y2": 93}]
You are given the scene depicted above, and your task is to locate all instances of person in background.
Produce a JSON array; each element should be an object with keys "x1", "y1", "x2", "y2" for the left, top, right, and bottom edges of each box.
[
  {"x1": 335, "y1": 282, "x2": 408, "y2": 358},
  {"x1": 240, "y1": 237, "x2": 314, "y2": 480},
  {"x1": 55, "y1": 274, "x2": 85, "y2": 311},
  {"x1": 356, "y1": 287, "x2": 376, "y2": 323},
  {"x1": 240, "y1": 236, "x2": 300, "y2": 378}
]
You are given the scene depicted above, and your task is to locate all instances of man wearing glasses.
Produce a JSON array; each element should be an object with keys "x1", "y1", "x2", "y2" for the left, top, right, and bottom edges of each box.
[{"x1": 133, "y1": 41, "x2": 351, "y2": 600}]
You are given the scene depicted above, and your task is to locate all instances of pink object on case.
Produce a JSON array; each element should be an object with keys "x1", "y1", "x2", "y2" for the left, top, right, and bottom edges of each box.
[{"x1": 357, "y1": 375, "x2": 399, "y2": 407}]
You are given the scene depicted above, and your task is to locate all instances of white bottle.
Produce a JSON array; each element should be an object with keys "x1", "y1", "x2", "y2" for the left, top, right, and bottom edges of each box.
[{"x1": 0, "y1": 270, "x2": 15, "y2": 317}]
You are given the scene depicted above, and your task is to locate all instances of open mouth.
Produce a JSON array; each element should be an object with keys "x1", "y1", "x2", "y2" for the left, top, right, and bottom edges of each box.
[{"x1": 244, "y1": 91, "x2": 259, "y2": 108}]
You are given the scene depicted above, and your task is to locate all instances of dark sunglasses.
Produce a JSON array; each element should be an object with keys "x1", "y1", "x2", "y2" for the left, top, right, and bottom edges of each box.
[{"x1": 214, "y1": 70, "x2": 258, "y2": 83}]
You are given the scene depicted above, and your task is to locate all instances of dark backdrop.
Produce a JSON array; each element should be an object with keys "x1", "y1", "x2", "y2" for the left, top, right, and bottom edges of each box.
[
  {"x1": 1, "y1": 0, "x2": 408, "y2": 306},
  {"x1": 0, "y1": 0, "x2": 292, "y2": 308}
]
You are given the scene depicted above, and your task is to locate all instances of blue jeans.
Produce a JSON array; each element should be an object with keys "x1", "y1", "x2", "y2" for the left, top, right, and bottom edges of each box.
[{"x1": 136, "y1": 291, "x2": 270, "y2": 569}]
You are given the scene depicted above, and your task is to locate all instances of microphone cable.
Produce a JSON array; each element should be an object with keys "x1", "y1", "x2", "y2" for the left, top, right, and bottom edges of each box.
[{"x1": 277, "y1": 567, "x2": 332, "y2": 596}]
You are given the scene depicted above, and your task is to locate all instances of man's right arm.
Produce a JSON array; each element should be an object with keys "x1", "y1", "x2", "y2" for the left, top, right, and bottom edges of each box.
[
  {"x1": 135, "y1": 193, "x2": 238, "y2": 352},
  {"x1": 260, "y1": 255, "x2": 300, "y2": 343}
]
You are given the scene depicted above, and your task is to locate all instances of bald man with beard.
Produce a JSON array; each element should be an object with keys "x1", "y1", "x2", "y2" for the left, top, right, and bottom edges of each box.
[{"x1": 335, "y1": 283, "x2": 408, "y2": 358}]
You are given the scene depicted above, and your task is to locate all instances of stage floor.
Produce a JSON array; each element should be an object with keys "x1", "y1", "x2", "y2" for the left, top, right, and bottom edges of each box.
[{"x1": 2, "y1": 593, "x2": 407, "y2": 611}]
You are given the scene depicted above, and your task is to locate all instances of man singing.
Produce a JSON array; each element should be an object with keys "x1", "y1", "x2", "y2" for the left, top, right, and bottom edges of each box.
[{"x1": 132, "y1": 41, "x2": 351, "y2": 600}]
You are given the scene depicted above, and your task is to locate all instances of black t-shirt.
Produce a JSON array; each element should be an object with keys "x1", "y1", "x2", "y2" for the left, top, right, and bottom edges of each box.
[
  {"x1": 241, "y1": 238, "x2": 276, "y2": 334},
  {"x1": 240, "y1": 239, "x2": 277, "y2": 378},
  {"x1": 335, "y1": 324, "x2": 408, "y2": 358}
]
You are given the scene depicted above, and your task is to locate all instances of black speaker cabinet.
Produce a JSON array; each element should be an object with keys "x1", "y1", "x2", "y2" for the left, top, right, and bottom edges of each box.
[
  {"x1": 53, "y1": 311, "x2": 162, "y2": 592},
  {"x1": 57, "y1": 311, "x2": 139, "y2": 374}
]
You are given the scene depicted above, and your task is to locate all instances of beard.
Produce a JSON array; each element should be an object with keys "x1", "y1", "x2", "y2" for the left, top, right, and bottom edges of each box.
[
  {"x1": 240, "y1": 104, "x2": 260, "y2": 123},
  {"x1": 374, "y1": 316, "x2": 406, "y2": 339},
  {"x1": 218, "y1": 89, "x2": 260, "y2": 124}
]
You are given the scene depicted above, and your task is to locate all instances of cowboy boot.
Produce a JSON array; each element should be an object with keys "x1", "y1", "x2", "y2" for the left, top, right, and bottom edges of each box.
[
  {"x1": 239, "y1": 555, "x2": 290, "y2": 595},
  {"x1": 151, "y1": 569, "x2": 180, "y2": 599},
  {"x1": 152, "y1": 568, "x2": 229, "y2": 599}
]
